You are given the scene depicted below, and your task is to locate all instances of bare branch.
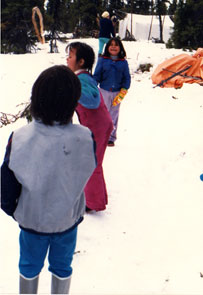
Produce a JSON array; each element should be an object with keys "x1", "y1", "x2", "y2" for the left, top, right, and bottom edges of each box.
[{"x1": 0, "y1": 102, "x2": 31, "y2": 128}]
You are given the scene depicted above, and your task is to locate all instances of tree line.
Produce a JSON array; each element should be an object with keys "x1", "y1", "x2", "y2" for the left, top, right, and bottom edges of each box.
[{"x1": 1, "y1": 0, "x2": 203, "y2": 53}]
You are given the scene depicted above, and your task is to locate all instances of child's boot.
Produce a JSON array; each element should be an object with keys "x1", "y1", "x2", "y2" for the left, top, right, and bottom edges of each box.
[
  {"x1": 19, "y1": 274, "x2": 39, "y2": 294},
  {"x1": 51, "y1": 274, "x2": 71, "y2": 294}
]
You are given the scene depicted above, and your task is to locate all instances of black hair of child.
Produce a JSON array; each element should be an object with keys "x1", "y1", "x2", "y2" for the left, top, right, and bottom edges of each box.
[
  {"x1": 103, "y1": 37, "x2": 126, "y2": 59},
  {"x1": 30, "y1": 65, "x2": 81, "y2": 126},
  {"x1": 66, "y1": 42, "x2": 95, "y2": 73}
]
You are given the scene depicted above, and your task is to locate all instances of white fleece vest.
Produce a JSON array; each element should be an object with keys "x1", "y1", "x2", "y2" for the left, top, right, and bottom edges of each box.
[{"x1": 9, "y1": 121, "x2": 96, "y2": 234}]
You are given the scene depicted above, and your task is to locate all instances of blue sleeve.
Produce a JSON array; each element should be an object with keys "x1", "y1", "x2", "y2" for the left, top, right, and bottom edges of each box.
[
  {"x1": 1, "y1": 133, "x2": 22, "y2": 216},
  {"x1": 122, "y1": 60, "x2": 131, "y2": 90},
  {"x1": 93, "y1": 58, "x2": 103, "y2": 84}
]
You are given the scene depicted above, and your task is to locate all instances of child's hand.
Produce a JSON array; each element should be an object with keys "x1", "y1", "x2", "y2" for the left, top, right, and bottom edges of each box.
[{"x1": 112, "y1": 88, "x2": 127, "y2": 106}]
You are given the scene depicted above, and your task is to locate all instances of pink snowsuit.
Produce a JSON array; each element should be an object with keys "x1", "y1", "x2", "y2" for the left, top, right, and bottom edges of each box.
[{"x1": 76, "y1": 71, "x2": 113, "y2": 211}]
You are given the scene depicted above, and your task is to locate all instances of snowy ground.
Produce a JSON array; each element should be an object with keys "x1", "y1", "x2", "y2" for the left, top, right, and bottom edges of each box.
[{"x1": 0, "y1": 38, "x2": 203, "y2": 295}]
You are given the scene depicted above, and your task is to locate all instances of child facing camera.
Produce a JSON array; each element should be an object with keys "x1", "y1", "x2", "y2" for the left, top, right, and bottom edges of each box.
[{"x1": 94, "y1": 37, "x2": 131, "y2": 146}]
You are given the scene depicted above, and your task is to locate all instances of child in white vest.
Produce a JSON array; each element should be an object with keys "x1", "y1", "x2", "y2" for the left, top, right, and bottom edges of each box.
[{"x1": 1, "y1": 65, "x2": 96, "y2": 294}]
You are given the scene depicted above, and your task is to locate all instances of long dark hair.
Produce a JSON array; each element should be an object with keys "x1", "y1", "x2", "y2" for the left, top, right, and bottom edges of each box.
[
  {"x1": 30, "y1": 65, "x2": 81, "y2": 126},
  {"x1": 66, "y1": 42, "x2": 95, "y2": 73},
  {"x1": 103, "y1": 37, "x2": 126, "y2": 59}
]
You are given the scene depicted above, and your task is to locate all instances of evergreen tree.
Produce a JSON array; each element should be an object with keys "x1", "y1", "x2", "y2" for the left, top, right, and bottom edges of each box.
[
  {"x1": 101, "y1": 0, "x2": 109, "y2": 9},
  {"x1": 54, "y1": 0, "x2": 72, "y2": 33},
  {"x1": 168, "y1": 0, "x2": 178, "y2": 17},
  {"x1": 68, "y1": 0, "x2": 101, "y2": 36},
  {"x1": 134, "y1": 0, "x2": 153, "y2": 14},
  {"x1": 124, "y1": 0, "x2": 153, "y2": 14},
  {"x1": 154, "y1": 0, "x2": 168, "y2": 42},
  {"x1": 108, "y1": 0, "x2": 125, "y2": 13},
  {"x1": 169, "y1": 0, "x2": 203, "y2": 49},
  {"x1": 1, "y1": 0, "x2": 44, "y2": 54},
  {"x1": 45, "y1": 0, "x2": 62, "y2": 52},
  {"x1": 79, "y1": 0, "x2": 98, "y2": 33},
  {"x1": 45, "y1": 0, "x2": 71, "y2": 33}
]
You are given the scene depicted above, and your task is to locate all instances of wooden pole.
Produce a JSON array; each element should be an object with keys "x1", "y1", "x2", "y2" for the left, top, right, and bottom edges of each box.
[
  {"x1": 148, "y1": 15, "x2": 153, "y2": 40},
  {"x1": 32, "y1": 7, "x2": 45, "y2": 44}
]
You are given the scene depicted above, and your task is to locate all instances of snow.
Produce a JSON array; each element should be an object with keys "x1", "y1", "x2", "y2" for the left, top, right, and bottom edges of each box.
[{"x1": 1, "y1": 38, "x2": 203, "y2": 294}]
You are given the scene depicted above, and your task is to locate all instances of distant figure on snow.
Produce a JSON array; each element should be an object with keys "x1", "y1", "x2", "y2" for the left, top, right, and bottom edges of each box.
[{"x1": 98, "y1": 11, "x2": 115, "y2": 56}]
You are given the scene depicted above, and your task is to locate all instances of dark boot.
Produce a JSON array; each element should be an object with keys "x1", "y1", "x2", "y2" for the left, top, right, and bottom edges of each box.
[
  {"x1": 51, "y1": 274, "x2": 71, "y2": 294},
  {"x1": 107, "y1": 141, "x2": 115, "y2": 147},
  {"x1": 19, "y1": 274, "x2": 39, "y2": 294}
]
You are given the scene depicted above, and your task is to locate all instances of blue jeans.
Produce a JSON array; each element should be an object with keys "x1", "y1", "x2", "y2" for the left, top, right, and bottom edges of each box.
[
  {"x1": 19, "y1": 227, "x2": 77, "y2": 279},
  {"x1": 98, "y1": 37, "x2": 109, "y2": 55}
]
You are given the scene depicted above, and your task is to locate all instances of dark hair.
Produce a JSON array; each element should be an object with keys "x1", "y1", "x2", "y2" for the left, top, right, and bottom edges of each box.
[
  {"x1": 103, "y1": 37, "x2": 126, "y2": 59},
  {"x1": 65, "y1": 42, "x2": 95, "y2": 73},
  {"x1": 30, "y1": 65, "x2": 81, "y2": 126}
]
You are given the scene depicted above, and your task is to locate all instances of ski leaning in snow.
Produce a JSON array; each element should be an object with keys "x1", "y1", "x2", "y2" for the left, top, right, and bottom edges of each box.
[
  {"x1": 162, "y1": 68, "x2": 203, "y2": 81},
  {"x1": 153, "y1": 65, "x2": 192, "y2": 88}
]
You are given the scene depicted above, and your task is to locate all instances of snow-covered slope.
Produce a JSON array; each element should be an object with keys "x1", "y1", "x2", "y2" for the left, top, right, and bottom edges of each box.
[{"x1": 0, "y1": 38, "x2": 203, "y2": 294}]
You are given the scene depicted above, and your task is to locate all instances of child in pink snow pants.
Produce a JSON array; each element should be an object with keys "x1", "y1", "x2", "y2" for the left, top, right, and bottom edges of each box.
[{"x1": 66, "y1": 42, "x2": 113, "y2": 212}]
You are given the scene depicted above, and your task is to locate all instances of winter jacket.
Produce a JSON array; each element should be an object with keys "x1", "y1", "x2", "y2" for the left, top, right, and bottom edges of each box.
[
  {"x1": 99, "y1": 18, "x2": 115, "y2": 39},
  {"x1": 77, "y1": 71, "x2": 100, "y2": 109},
  {"x1": 1, "y1": 120, "x2": 96, "y2": 234},
  {"x1": 93, "y1": 57, "x2": 131, "y2": 92}
]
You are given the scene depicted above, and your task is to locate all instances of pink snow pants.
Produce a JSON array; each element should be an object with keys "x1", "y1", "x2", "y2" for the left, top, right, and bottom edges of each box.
[{"x1": 76, "y1": 94, "x2": 113, "y2": 211}]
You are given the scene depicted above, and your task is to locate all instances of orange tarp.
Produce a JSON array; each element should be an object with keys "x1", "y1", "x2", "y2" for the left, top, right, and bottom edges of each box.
[{"x1": 151, "y1": 48, "x2": 203, "y2": 88}]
